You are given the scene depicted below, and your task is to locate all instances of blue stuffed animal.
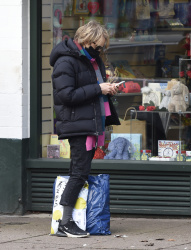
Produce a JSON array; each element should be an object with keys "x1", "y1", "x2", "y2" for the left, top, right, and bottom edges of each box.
[{"x1": 104, "y1": 137, "x2": 134, "y2": 160}]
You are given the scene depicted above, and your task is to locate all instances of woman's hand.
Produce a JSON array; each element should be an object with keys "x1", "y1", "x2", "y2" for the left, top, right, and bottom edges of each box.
[{"x1": 99, "y1": 82, "x2": 118, "y2": 95}]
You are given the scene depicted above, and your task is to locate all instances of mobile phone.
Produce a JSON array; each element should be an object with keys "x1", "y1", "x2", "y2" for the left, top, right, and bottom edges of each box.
[{"x1": 115, "y1": 81, "x2": 125, "y2": 87}]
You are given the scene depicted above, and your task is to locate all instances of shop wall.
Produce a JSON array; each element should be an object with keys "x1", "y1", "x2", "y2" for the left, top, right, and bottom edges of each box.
[
  {"x1": 0, "y1": 0, "x2": 30, "y2": 214},
  {"x1": 0, "y1": 0, "x2": 30, "y2": 139}
]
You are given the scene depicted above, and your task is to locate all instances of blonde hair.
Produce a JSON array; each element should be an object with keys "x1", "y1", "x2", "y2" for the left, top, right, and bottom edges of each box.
[{"x1": 74, "y1": 20, "x2": 109, "y2": 49}]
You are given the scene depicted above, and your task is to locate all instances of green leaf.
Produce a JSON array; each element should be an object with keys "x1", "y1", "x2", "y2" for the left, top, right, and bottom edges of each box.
[
  {"x1": 159, "y1": 107, "x2": 167, "y2": 111},
  {"x1": 143, "y1": 103, "x2": 150, "y2": 108},
  {"x1": 149, "y1": 101, "x2": 155, "y2": 106},
  {"x1": 154, "y1": 106, "x2": 159, "y2": 111}
]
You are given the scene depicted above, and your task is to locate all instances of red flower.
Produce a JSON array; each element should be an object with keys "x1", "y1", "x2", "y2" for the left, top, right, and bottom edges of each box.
[
  {"x1": 146, "y1": 106, "x2": 156, "y2": 111},
  {"x1": 139, "y1": 105, "x2": 145, "y2": 111},
  {"x1": 186, "y1": 70, "x2": 191, "y2": 78},
  {"x1": 179, "y1": 71, "x2": 185, "y2": 77}
]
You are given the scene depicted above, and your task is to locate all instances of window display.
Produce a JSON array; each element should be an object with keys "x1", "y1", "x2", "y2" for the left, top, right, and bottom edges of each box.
[
  {"x1": 128, "y1": 110, "x2": 191, "y2": 161},
  {"x1": 41, "y1": 0, "x2": 191, "y2": 161}
]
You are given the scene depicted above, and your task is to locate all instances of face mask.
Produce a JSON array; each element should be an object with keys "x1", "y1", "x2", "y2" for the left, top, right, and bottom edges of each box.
[{"x1": 85, "y1": 46, "x2": 100, "y2": 58}]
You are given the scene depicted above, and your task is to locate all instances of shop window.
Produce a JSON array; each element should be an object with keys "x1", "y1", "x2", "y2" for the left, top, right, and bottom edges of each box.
[{"x1": 41, "y1": 0, "x2": 191, "y2": 162}]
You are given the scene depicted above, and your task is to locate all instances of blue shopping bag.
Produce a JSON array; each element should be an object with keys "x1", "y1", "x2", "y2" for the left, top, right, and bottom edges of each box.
[{"x1": 86, "y1": 174, "x2": 111, "y2": 235}]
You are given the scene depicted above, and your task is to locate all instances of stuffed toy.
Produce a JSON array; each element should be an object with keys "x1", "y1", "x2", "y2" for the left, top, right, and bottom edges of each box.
[
  {"x1": 166, "y1": 79, "x2": 179, "y2": 90},
  {"x1": 104, "y1": 137, "x2": 133, "y2": 160},
  {"x1": 168, "y1": 82, "x2": 189, "y2": 112},
  {"x1": 157, "y1": 89, "x2": 171, "y2": 110},
  {"x1": 141, "y1": 86, "x2": 160, "y2": 107}
]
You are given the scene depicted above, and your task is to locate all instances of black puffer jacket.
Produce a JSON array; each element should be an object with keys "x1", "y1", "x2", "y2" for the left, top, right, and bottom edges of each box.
[{"x1": 50, "y1": 39, "x2": 120, "y2": 139}]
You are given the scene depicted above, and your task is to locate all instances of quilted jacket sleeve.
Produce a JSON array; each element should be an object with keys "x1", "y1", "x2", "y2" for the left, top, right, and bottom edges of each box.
[{"x1": 53, "y1": 59, "x2": 102, "y2": 107}]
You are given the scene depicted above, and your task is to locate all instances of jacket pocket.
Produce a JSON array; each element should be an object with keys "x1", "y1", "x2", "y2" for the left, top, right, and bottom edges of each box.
[{"x1": 72, "y1": 105, "x2": 94, "y2": 121}]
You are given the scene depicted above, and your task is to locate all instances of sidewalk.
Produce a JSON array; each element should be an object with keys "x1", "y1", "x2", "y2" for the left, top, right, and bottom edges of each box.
[{"x1": 0, "y1": 213, "x2": 191, "y2": 250}]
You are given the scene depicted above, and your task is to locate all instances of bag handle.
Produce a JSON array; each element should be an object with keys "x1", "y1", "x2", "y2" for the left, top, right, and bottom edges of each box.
[{"x1": 124, "y1": 107, "x2": 137, "y2": 121}]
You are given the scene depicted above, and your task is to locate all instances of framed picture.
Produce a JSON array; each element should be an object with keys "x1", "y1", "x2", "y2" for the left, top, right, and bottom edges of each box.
[
  {"x1": 47, "y1": 145, "x2": 60, "y2": 159},
  {"x1": 79, "y1": 16, "x2": 104, "y2": 26},
  {"x1": 74, "y1": 0, "x2": 89, "y2": 15}
]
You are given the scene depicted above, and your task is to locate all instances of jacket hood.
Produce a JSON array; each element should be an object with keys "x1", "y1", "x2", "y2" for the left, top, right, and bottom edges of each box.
[{"x1": 50, "y1": 38, "x2": 82, "y2": 67}]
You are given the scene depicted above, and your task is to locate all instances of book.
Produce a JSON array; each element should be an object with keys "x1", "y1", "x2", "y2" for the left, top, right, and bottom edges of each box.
[
  {"x1": 158, "y1": 140, "x2": 183, "y2": 158},
  {"x1": 111, "y1": 133, "x2": 142, "y2": 160}
]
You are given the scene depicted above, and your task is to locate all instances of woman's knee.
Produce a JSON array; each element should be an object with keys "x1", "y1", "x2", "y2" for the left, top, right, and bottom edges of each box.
[{"x1": 70, "y1": 173, "x2": 88, "y2": 182}]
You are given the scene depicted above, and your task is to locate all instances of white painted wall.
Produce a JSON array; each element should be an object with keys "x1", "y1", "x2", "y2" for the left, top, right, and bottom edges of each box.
[{"x1": 0, "y1": 0, "x2": 30, "y2": 139}]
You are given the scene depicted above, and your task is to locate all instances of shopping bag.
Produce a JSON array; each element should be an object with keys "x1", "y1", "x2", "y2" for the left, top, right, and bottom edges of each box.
[
  {"x1": 50, "y1": 176, "x2": 88, "y2": 235},
  {"x1": 113, "y1": 107, "x2": 147, "y2": 148},
  {"x1": 86, "y1": 174, "x2": 111, "y2": 235}
]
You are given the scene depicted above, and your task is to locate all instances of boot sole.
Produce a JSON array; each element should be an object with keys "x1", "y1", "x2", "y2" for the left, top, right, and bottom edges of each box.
[
  {"x1": 65, "y1": 232, "x2": 90, "y2": 238},
  {"x1": 55, "y1": 231, "x2": 67, "y2": 237}
]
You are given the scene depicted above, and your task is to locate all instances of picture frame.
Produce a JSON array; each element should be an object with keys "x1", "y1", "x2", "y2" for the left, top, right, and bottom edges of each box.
[
  {"x1": 47, "y1": 145, "x2": 60, "y2": 159},
  {"x1": 74, "y1": 0, "x2": 89, "y2": 15},
  {"x1": 79, "y1": 16, "x2": 104, "y2": 26}
]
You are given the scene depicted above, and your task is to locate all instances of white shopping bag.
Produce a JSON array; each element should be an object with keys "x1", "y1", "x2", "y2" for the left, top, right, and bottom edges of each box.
[{"x1": 50, "y1": 176, "x2": 88, "y2": 235}]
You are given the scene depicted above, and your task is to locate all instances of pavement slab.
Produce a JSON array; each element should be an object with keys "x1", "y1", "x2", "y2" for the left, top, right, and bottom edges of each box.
[{"x1": 0, "y1": 213, "x2": 191, "y2": 250}]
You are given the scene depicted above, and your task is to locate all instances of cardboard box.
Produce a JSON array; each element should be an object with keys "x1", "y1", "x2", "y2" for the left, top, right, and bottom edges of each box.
[
  {"x1": 158, "y1": 140, "x2": 182, "y2": 158},
  {"x1": 111, "y1": 133, "x2": 142, "y2": 160},
  {"x1": 186, "y1": 151, "x2": 191, "y2": 161},
  {"x1": 50, "y1": 134, "x2": 70, "y2": 159},
  {"x1": 186, "y1": 151, "x2": 191, "y2": 156}
]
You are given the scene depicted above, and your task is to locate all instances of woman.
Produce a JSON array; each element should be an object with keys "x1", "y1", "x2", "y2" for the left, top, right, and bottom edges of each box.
[{"x1": 50, "y1": 20, "x2": 120, "y2": 238}]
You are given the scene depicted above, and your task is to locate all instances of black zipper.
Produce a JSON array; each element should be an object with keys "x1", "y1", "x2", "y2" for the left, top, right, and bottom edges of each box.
[{"x1": 93, "y1": 102, "x2": 99, "y2": 149}]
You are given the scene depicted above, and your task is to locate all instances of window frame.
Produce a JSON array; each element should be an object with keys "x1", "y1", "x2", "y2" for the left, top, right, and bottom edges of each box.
[{"x1": 30, "y1": 0, "x2": 42, "y2": 158}]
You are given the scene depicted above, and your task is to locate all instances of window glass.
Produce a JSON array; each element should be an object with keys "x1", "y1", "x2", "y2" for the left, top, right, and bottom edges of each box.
[{"x1": 41, "y1": 0, "x2": 191, "y2": 161}]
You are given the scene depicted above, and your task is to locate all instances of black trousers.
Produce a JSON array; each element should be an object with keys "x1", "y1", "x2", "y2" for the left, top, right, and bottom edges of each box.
[{"x1": 60, "y1": 136, "x2": 95, "y2": 207}]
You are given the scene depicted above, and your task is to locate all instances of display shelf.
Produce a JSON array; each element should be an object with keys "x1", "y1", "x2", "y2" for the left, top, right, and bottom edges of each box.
[
  {"x1": 168, "y1": 126, "x2": 185, "y2": 130},
  {"x1": 134, "y1": 111, "x2": 191, "y2": 115},
  {"x1": 108, "y1": 41, "x2": 180, "y2": 49},
  {"x1": 110, "y1": 39, "x2": 162, "y2": 44},
  {"x1": 157, "y1": 28, "x2": 191, "y2": 31},
  {"x1": 115, "y1": 93, "x2": 142, "y2": 96},
  {"x1": 172, "y1": 28, "x2": 191, "y2": 31},
  {"x1": 108, "y1": 40, "x2": 163, "y2": 49}
]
